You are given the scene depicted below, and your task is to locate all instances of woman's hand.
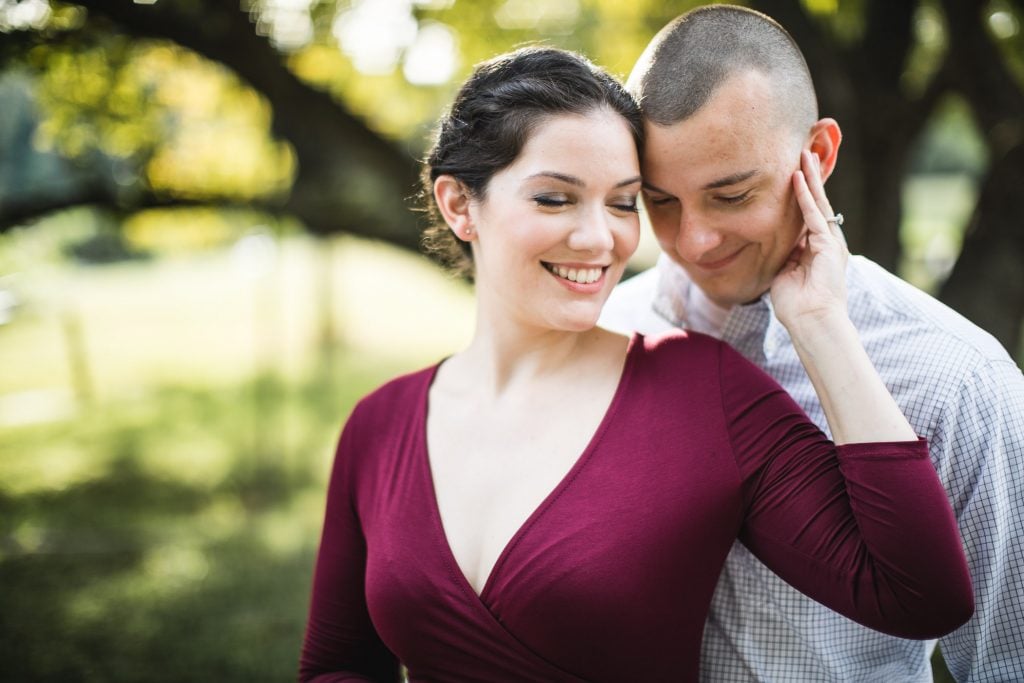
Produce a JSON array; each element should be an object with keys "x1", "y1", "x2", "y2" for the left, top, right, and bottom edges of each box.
[
  {"x1": 770, "y1": 149, "x2": 850, "y2": 333},
  {"x1": 769, "y1": 150, "x2": 915, "y2": 445}
]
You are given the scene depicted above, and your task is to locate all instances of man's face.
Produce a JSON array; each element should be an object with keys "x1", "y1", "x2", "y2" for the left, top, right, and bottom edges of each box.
[{"x1": 641, "y1": 70, "x2": 807, "y2": 308}]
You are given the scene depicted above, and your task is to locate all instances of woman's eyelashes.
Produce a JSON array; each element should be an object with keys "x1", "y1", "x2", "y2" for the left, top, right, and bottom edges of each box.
[
  {"x1": 533, "y1": 194, "x2": 570, "y2": 208},
  {"x1": 531, "y1": 194, "x2": 639, "y2": 213},
  {"x1": 612, "y1": 198, "x2": 639, "y2": 213}
]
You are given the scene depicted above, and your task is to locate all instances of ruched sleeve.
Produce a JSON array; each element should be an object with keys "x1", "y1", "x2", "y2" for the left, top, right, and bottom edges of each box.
[
  {"x1": 717, "y1": 342, "x2": 974, "y2": 639},
  {"x1": 298, "y1": 404, "x2": 401, "y2": 683}
]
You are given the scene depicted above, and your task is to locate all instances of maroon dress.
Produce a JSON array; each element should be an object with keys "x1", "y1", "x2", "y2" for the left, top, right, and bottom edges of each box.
[{"x1": 299, "y1": 332, "x2": 973, "y2": 682}]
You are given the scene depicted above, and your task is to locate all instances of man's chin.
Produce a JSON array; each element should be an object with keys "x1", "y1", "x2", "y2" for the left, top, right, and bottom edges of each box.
[
  {"x1": 678, "y1": 263, "x2": 766, "y2": 308},
  {"x1": 700, "y1": 283, "x2": 766, "y2": 309}
]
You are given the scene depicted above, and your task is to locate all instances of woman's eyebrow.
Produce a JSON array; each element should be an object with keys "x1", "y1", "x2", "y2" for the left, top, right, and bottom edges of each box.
[
  {"x1": 527, "y1": 172, "x2": 642, "y2": 189},
  {"x1": 527, "y1": 171, "x2": 584, "y2": 186}
]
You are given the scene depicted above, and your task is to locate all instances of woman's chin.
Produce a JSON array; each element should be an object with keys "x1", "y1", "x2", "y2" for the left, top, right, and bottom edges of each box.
[{"x1": 551, "y1": 310, "x2": 602, "y2": 333}]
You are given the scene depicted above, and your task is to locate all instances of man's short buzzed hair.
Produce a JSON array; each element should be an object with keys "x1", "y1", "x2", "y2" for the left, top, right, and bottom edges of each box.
[{"x1": 630, "y1": 4, "x2": 818, "y2": 133}]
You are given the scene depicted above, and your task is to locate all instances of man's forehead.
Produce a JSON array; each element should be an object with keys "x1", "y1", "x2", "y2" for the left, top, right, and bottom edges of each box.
[
  {"x1": 642, "y1": 129, "x2": 764, "y2": 189},
  {"x1": 640, "y1": 109, "x2": 796, "y2": 191}
]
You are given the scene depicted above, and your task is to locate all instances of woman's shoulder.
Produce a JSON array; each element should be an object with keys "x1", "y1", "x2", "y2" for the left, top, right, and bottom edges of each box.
[
  {"x1": 633, "y1": 328, "x2": 726, "y2": 365},
  {"x1": 617, "y1": 330, "x2": 733, "y2": 402},
  {"x1": 635, "y1": 329, "x2": 780, "y2": 394},
  {"x1": 348, "y1": 362, "x2": 439, "y2": 429}
]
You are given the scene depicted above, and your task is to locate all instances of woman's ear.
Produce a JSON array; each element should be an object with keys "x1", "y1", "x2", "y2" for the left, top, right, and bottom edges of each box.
[
  {"x1": 808, "y1": 118, "x2": 842, "y2": 182},
  {"x1": 434, "y1": 176, "x2": 476, "y2": 241}
]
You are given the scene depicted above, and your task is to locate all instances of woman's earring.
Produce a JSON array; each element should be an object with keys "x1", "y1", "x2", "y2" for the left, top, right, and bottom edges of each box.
[{"x1": 464, "y1": 227, "x2": 473, "y2": 237}]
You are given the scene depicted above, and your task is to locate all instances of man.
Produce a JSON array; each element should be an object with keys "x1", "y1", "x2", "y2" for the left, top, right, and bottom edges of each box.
[{"x1": 600, "y1": 5, "x2": 1024, "y2": 681}]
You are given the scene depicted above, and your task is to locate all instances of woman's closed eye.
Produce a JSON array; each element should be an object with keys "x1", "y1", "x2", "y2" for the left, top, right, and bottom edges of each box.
[
  {"x1": 610, "y1": 198, "x2": 639, "y2": 213},
  {"x1": 533, "y1": 194, "x2": 573, "y2": 209}
]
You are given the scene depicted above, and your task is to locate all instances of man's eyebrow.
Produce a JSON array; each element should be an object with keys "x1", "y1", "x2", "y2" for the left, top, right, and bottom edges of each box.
[
  {"x1": 702, "y1": 169, "x2": 758, "y2": 190},
  {"x1": 641, "y1": 181, "x2": 674, "y2": 195},
  {"x1": 528, "y1": 172, "x2": 643, "y2": 189}
]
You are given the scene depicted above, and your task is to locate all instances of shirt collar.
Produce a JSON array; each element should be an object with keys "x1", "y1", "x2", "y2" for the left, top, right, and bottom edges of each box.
[{"x1": 651, "y1": 254, "x2": 791, "y2": 362}]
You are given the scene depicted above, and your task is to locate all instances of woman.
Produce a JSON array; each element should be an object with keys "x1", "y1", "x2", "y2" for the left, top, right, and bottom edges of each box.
[{"x1": 299, "y1": 47, "x2": 972, "y2": 682}]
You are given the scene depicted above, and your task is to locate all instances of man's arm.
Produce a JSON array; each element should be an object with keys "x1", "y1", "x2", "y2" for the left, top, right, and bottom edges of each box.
[{"x1": 932, "y1": 359, "x2": 1024, "y2": 681}]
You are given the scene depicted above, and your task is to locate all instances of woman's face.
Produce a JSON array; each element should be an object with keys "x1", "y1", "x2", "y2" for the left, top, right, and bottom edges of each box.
[{"x1": 468, "y1": 108, "x2": 642, "y2": 333}]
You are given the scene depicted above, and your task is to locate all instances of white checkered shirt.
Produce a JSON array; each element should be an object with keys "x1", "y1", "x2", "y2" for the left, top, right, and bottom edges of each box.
[{"x1": 600, "y1": 255, "x2": 1024, "y2": 682}]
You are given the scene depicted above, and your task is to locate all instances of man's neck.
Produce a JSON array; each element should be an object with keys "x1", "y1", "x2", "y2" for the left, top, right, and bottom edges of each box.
[{"x1": 685, "y1": 281, "x2": 733, "y2": 338}]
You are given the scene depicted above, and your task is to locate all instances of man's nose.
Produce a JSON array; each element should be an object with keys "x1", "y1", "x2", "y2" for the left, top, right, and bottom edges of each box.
[{"x1": 675, "y1": 211, "x2": 724, "y2": 262}]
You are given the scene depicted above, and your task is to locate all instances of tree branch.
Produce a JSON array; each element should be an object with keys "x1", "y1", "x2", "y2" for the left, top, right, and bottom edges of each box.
[
  {"x1": 66, "y1": 0, "x2": 422, "y2": 249},
  {"x1": 940, "y1": 0, "x2": 1024, "y2": 149}
]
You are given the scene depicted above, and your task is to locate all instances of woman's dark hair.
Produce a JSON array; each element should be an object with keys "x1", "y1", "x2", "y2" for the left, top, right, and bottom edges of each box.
[{"x1": 420, "y1": 46, "x2": 644, "y2": 278}]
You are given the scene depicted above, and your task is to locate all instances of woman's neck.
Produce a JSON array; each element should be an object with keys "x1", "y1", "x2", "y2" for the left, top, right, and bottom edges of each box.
[{"x1": 445, "y1": 305, "x2": 615, "y2": 401}]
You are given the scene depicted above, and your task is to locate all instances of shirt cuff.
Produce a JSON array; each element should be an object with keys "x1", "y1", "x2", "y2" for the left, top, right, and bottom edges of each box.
[{"x1": 835, "y1": 436, "x2": 929, "y2": 460}]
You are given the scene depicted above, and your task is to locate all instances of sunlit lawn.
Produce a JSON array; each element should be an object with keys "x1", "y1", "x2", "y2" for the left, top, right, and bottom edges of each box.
[{"x1": 0, "y1": 232, "x2": 473, "y2": 681}]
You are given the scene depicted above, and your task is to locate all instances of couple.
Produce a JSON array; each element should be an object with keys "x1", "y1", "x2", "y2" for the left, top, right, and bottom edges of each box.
[{"x1": 300, "y1": 5, "x2": 1024, "y2": 682}]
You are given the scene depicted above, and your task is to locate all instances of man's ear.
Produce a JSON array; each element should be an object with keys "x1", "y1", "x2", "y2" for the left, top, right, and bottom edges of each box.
[
  {"x1": 808, "y1": 118, "x2": 842, "y2": 182},
  {"x1": 434, "y1": 175, "x2": 475, "y2": 241}
]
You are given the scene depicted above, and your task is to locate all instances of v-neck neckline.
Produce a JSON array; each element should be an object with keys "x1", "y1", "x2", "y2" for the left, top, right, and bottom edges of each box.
[{"x1": 418, "y1": 333, "x2": 641, "y2": 607}]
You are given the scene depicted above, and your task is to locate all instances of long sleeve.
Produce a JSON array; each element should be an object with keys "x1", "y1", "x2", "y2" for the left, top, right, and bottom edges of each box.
[
  {"x1": 298, "y1": 406, "x2": 401, "y2": 683},
  {"x1": 718, "y1": 341, "x2": 974, "y2": 639},
  {"x1": 933, "y1": 360, "x2": 1024, "y2": 681}
]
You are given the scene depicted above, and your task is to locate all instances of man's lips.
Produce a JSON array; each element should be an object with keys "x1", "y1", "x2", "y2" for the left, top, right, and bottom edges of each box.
[{"x1": 693, "y1": 246, "x2": 746, "y2": 271}]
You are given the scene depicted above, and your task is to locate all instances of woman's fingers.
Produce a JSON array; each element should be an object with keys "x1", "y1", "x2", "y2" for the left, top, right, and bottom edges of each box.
[
  {"x1": 796, "y1": 151, "x2": 846, "y2": 247},
  {"x1": 792, "y1": 168, "x2": 829, "y2": 240},
  {"x1": 801, "y1": 150, "x2": 845, "y2": 243},
  {"x1": 802, "y1": 150, "x2": 833, "y2": 215}
]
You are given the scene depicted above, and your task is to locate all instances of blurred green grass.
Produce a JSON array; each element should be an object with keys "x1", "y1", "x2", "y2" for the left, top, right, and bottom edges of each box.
[
  {"x1": 0, "y1": 371, "x2": 381, "y2": 681},
  {"x1": 0, "y1": 232, "x2": 473, "y2": 681}
]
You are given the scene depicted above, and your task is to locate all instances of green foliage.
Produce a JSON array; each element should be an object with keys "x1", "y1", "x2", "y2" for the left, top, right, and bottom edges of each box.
[
  {"x1": 20, "y1": 28, "x2": 294, "y2": 203},
  {"x1": 902, "y1": 0, "x2": 949, "y2": 98},
  {"x1": 0, "y1": 361, "x2": 402, "y2": 682},
  {"x1": 288, "y1": 0, "x2": 705, "y2": 145},
  {"x1": 7, "y1": 0, "x2": 1021, "y2": 221},
  {"x1": 910, "y1": 95, "x2": 989, "y2": 176},
  {"x1": 987, "y1": 0, "x2": 1024, "y2": 89}
]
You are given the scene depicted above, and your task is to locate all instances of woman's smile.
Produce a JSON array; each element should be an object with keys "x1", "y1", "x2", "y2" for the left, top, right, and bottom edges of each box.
[{"x1": 542, "y1": 262, "x2": 608, "y2": 290}]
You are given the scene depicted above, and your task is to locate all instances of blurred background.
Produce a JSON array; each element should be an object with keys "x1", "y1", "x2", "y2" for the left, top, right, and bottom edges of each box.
[{"x1": 0, "y1": 1, "x2": 1020, "y2": 681}]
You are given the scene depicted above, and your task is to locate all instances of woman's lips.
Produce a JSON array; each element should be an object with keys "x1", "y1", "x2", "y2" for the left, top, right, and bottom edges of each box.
[{"x1": 542, "y1": 262, "x2": 609, "y2": 293}]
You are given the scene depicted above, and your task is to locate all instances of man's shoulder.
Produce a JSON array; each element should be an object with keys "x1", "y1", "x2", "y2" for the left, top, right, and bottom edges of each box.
[
  {"x1": 607, "y1": 266, "x2": 660, "y2": 307},
  {"x1": 846, "y1": 256, "x2": 1011, "y2": 370}
]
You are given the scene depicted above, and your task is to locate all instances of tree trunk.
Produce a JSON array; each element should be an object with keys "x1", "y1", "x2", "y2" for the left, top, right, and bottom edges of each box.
[
  {"x1": 939, "y1": 142, "x2": 1024, "y2": 355},
  {"x1": 937, "y1": 0, "x2": 1024, "y2": 357}
]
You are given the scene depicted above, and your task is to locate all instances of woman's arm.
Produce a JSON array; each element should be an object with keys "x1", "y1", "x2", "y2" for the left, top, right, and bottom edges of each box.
[
  {"x1": 299, "y1": 408, "x2": 401, "y2": 683},
  {"x1": 719, "y1": 341, "x2": 974, "y2": 639},
  {"x1": 770, "y1": 150, "x2": 914, "y2": 444}
]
